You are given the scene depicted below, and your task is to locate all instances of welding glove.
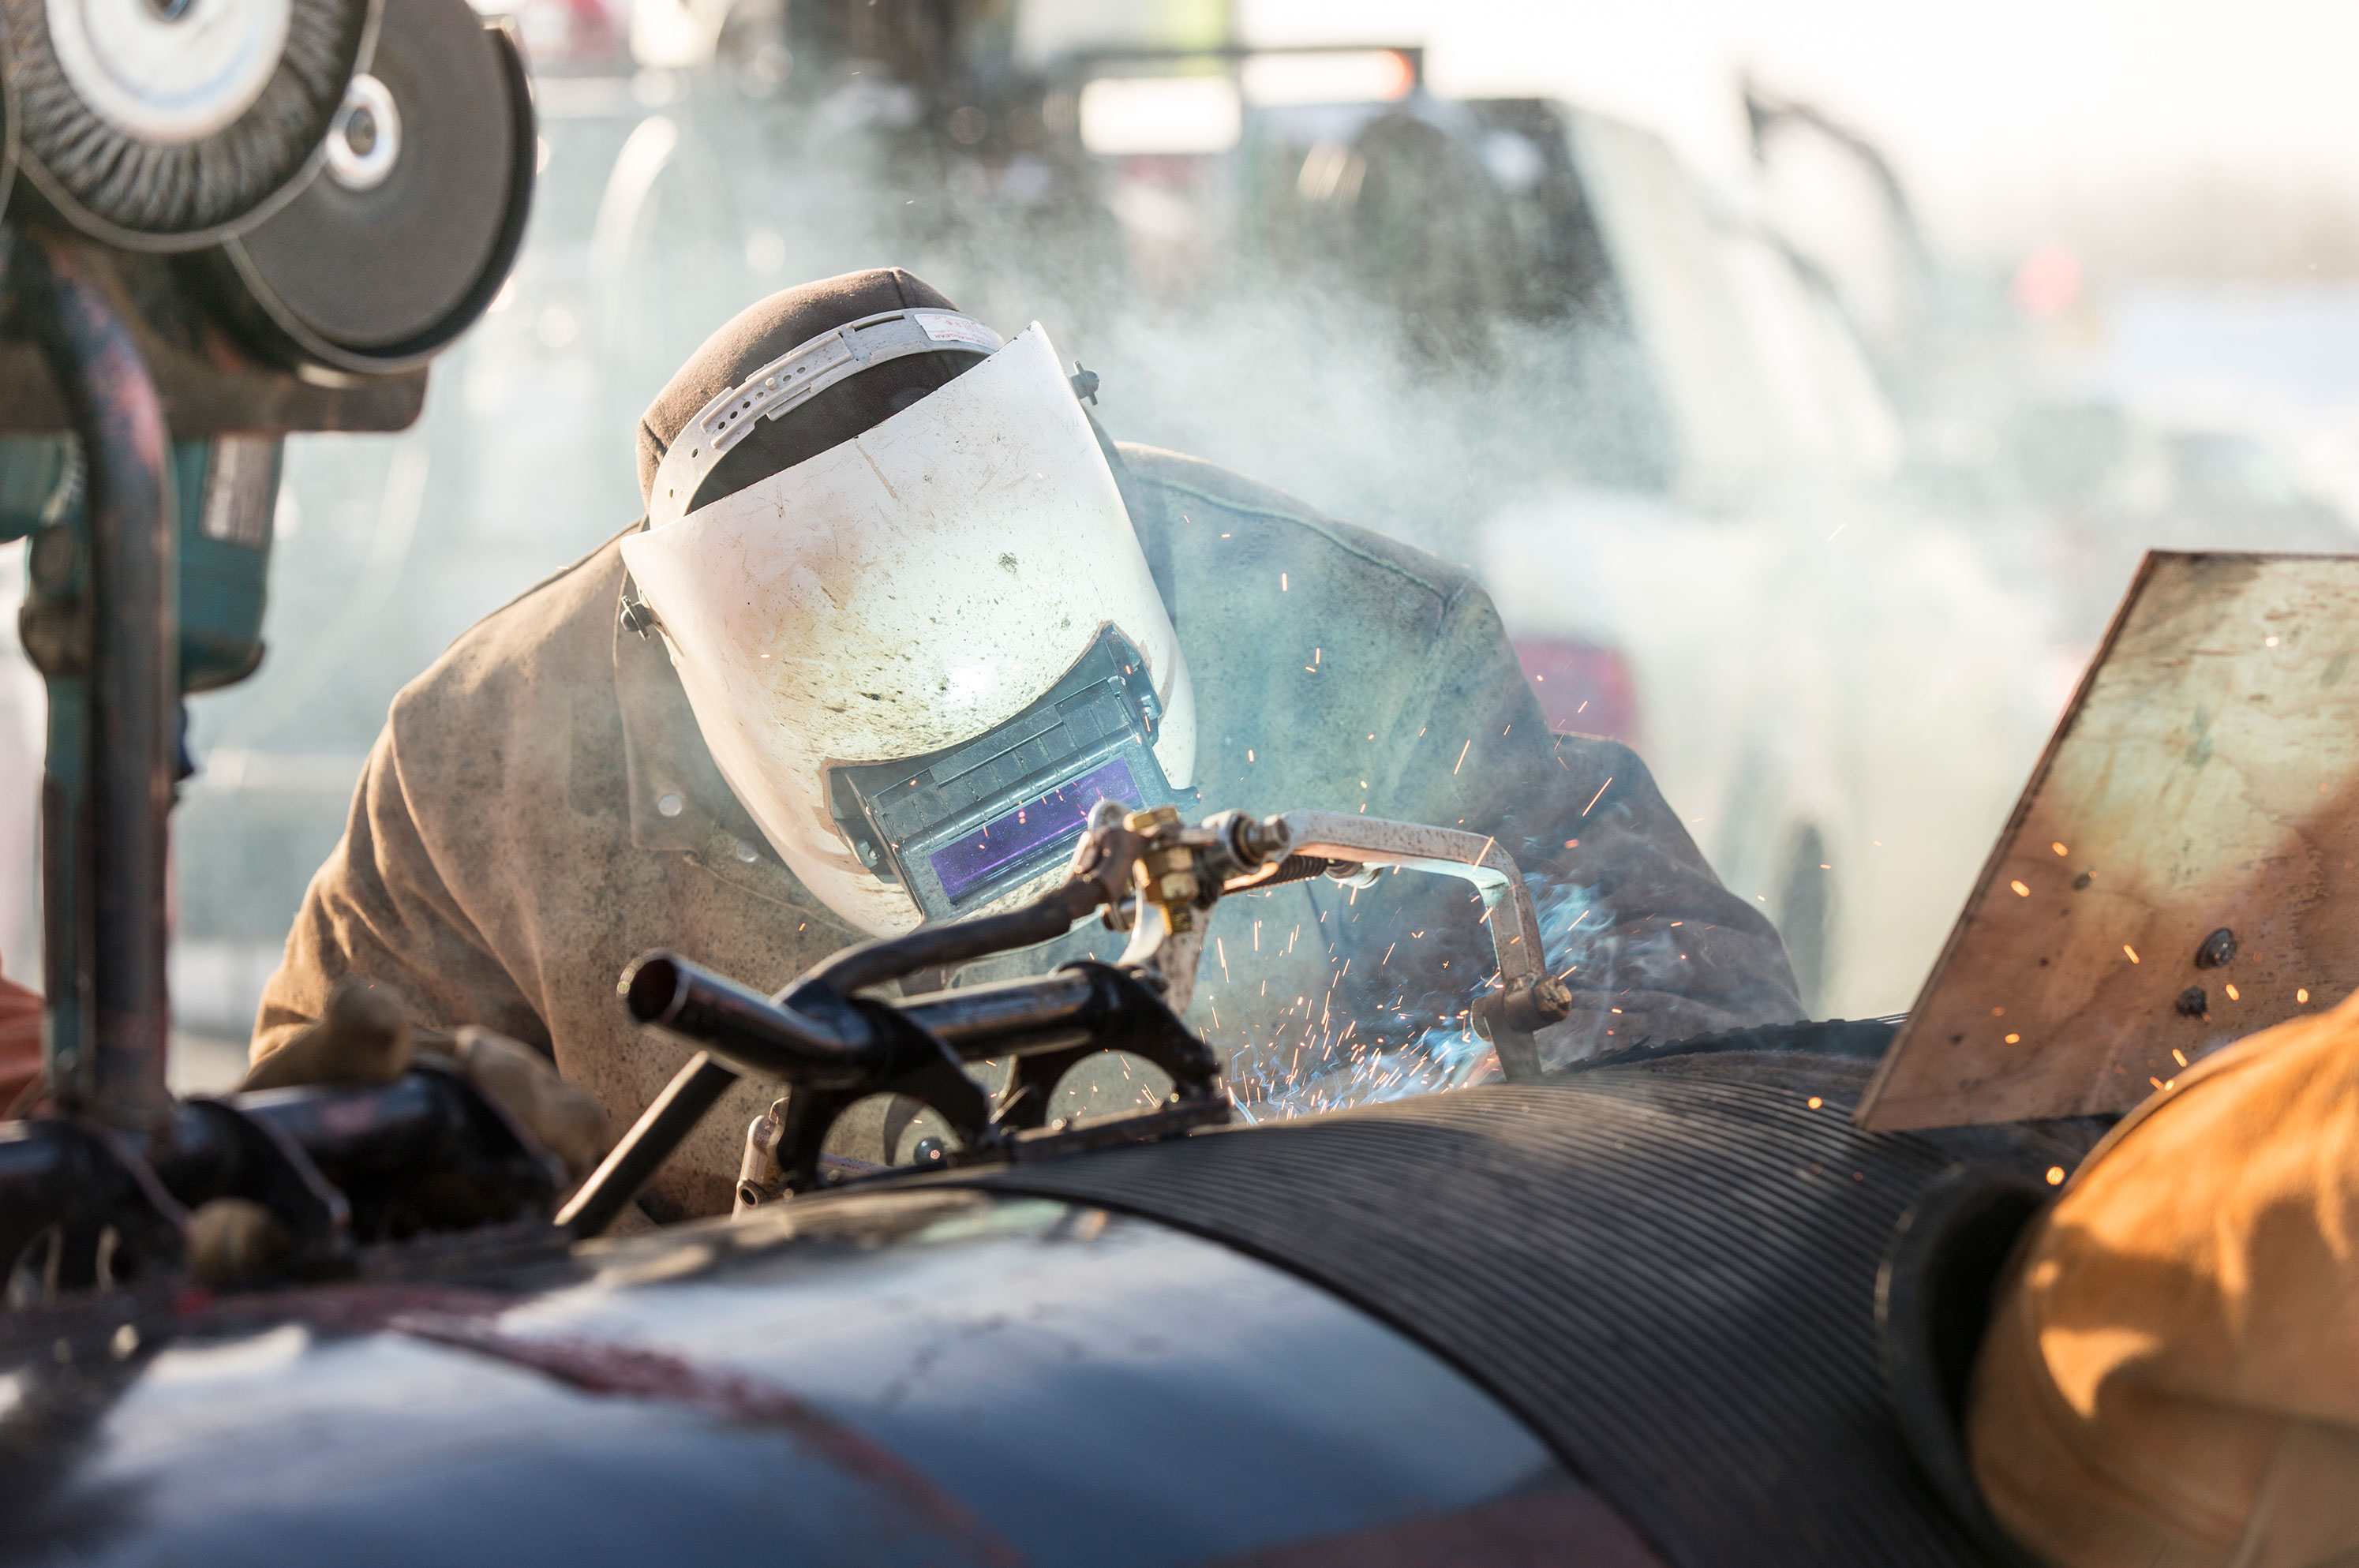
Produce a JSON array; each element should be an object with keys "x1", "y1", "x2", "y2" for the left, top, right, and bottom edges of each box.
[{"x1": 240, "y1": 977, "x2": 612, "y2": 1181}]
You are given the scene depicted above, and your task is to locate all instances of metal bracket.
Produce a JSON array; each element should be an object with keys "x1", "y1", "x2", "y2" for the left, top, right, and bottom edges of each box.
[
  {"x1": 753, "y1": 994, "x2": 990, "y2": 1199},
  {"x1": 732, "y1": 963, "x2": 1223, "y2": 1203},
  {"x1": 0, "y1": 1118, "x2": 187, "y2": 1297},
  {"x1": 991, "y1": 961, "x2": 1220, "y2": 1132},
  {"x1": 181, "y1": 1098, "x2": 352, "y2": 1272},
  {"x1": 361, "y1": 1059, "x2": 564, "y2": 1236}
]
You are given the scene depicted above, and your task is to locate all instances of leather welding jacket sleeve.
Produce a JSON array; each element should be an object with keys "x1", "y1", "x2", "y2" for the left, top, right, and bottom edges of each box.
[
  {"x1": 252, "y1": 441, "x2": 1801, "y2": 1214},
  {"x1": 1967, "y1": 993, "x2": 2359, "y2": 1568},
  {"x1": 1105, "y1": 443, "x2": 1804, "y2": 1072}
]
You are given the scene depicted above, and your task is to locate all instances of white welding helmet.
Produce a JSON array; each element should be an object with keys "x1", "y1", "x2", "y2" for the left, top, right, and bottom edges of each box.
[{"x1": 621, "y1": 313, "x2": 1197, "y2": 936}]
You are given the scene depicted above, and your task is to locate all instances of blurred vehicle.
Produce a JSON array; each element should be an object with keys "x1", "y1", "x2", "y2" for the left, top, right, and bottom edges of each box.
[
  {"x1": 1241, "y1": 94, "x2": 2051, "y2": 1016},
  {"x1": 1998, "y1": 396, "x2": 2359, "y2": 642},
  {"x1": 155, "y1": 0, "x2": 2359, "y2": 1038}
]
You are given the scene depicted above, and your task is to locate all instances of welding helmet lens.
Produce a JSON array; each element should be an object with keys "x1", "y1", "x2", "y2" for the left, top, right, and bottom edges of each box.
[{"x1": 829, "y1": 627, "x2": 1189, "y2": 922}]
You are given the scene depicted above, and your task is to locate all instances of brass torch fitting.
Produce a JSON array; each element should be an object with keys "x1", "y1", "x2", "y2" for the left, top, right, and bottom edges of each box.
[{"x1": 1126, "y1": 805, "x2": 1202, "y2": 932}]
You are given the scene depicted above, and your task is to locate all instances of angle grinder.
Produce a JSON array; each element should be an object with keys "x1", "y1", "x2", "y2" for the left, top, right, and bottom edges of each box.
[{"x1": 188, "y1": 0, "x2": 535, "y2": 372}]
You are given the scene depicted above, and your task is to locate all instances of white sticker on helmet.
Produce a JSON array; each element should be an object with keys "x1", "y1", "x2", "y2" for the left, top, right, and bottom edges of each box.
[{"x1": 915, "y1": 311, "x2": 1002, "y2": 351}]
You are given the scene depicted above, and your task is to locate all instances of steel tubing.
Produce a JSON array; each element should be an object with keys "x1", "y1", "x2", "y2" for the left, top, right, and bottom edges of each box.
[
  {"x1": 897, "y1": 970, "x2": 1101, "y2": 1057},
  {"x1": 620, "y1": 952, "x2": 886, "y2": 1083},
  {"x1": 0, "y1": 1071, "x2": 494, "y2": 1222},
  {"x1": 23, "y1": 236, "x2": 177, "y2": 1131}
]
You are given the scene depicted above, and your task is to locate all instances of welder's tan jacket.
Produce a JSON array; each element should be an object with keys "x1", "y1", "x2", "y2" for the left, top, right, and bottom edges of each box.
[
  {"x1": 1969, "y1": 993, "x2": 2359, "y2": 1566},
  {"x1": 254, "y1": 443, "x2": 1803, "y2": 1217}
]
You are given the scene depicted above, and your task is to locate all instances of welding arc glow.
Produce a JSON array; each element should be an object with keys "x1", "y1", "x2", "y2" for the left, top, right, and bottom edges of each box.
[{"x1": 927, "y1": 758, "x2": 1141, "y2": 902}]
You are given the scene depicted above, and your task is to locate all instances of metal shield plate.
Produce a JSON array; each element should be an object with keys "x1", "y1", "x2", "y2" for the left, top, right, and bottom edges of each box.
[{"x1": 1860, "y1": 552, "x2": 2359, "y2": 1129}]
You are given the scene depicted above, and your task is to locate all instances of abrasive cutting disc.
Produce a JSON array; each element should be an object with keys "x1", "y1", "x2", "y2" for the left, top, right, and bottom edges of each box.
[
  {"x1": 2, "y1": 0, "x2": 371, "y2": 249},
  {"x1": 208, "y1": 0, "x2": 532, "y2": 372}
]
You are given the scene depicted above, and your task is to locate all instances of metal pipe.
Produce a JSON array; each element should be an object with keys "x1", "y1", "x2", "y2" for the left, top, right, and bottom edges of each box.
[
  {"x1": 208, "y1": 1074, "x2": 492, "y2": 1186},
  {"x1": 897, "y1": 970, "x2": 1100, "y2": 1057},
  {"x1": 0, "y1": 1071, "x2": 505, "y2": 1226},
  {"x1": 805, "y1": 881, "x2": 1107, "y2": 997},
  {"x1": 21, "y1": 237, "x2": 175, "y2": 1132},
  {"x1": 620, "y1": 953, "x2": 886, "y2": 1083},
  {"x1": 556, "y1": 1052, "x2": 740, "y2": 1238}
]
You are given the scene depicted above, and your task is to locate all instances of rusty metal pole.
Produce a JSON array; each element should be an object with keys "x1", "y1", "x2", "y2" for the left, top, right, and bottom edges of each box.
[{"x1": 22, "y1": 234, "x2": 177, "y2": 1132}]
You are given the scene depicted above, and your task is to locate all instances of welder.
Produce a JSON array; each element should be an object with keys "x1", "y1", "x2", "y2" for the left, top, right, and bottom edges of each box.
[{"x1": 249, "y1": 268, "x2": 1805, "y2": 1218}]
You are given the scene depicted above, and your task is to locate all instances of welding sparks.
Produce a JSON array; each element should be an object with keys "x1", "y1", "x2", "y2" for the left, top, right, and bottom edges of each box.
[
  {"x1": 2225, "y1": 982, "x2": 2241, "y2": 1001},
  {"x1": 1453, "y1": 739, "x2": 1471, "y2": 775},
  {"x1": 2052, "y1": 842, "x2": 2069, "y2": 855},
  {"x1": 2010, "y1": 881, "x2": 2030, "y2": 896},
  {"x1": 1581, "y1": 778, "x2": 1612, "y2": 818},
  {"x1": 2124, "y1": 945, "x2": 2140, "y2": 964},
  {"x1": 1217, "y1": 937, "x2": 1229, "y2": 980},
  {"x1": 2046, "y1": 1167, "x2": 2065, "y2": 1186}
]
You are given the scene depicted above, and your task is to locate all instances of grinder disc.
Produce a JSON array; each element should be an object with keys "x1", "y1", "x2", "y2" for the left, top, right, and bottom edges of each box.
[
  {"x1": 208, "y1": 0, "x2": 531, "y2": 372},
  {"x1": 2, "y1": 0, "x2": 370, "y2": 249}
]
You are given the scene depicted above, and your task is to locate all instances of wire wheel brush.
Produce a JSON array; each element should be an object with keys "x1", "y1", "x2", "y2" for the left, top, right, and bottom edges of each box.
[{"x1": 2, "y1": 0, "x2": 374, "y2": 249}]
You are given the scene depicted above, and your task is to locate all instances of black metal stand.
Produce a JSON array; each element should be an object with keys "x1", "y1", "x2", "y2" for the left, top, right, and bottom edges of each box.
[
  {"x1": 18, "y1": 233, "x2": 176, "y2": 1132},
  {"x1": 0, "y1": 236, "x2": 566, "y2": 1296},
  {"x1": 566, "y1": 945, "x2": 1230, "y2": 1235}
]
